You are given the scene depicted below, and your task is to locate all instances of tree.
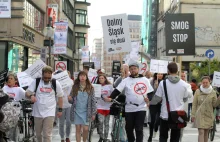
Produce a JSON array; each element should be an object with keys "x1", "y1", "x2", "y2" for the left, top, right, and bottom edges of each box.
[{"x1": 190, "y1": 58, "x2": 220, "y2": 81}]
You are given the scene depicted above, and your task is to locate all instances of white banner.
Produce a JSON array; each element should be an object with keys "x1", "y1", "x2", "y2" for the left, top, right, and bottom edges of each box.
[
  {"x1": 48, "y1": 4, "x2": 58, "y2": 26},
  {"x1": 101, "y1": 13, "x2": 131, "y2": 54},
  {"x1": 0, "y1": 0, "x2": 11, "y2": 18},
  {"x1": 25, "y1": 59, "x2": 47, "y2": 79},
  {"x1": 107, "y1": 77, "x2": 114, "y2": 84},
  {"x1": 53, "y1": 71, "x2": 73, "y2": 89},
  {"x1": 150, "y1": 59, "x2": 168, "y2": 73},
  {"x1": 212, "y1": 71, "x2": 220, "y2": 87},
  {"x1": 81, "y1": 46, "x2": 90, "y2": 62},
  {"x1": 17, "y1": 72, "x2": 34, "y2": 88},
  {"x1": 88, "y1": 68, "x2": 98, "y2": 79},
  {"x1": 53, "y1": 22, "x2": 68, "y2": 54}
]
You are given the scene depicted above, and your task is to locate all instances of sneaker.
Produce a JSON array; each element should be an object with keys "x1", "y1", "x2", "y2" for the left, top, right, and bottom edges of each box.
[
  {"x1": 66, "y1": 138, "x2": 70, "y2": 142},
  {"x1": 153, "y1": 131, "x2": 157, "y2": 138}
]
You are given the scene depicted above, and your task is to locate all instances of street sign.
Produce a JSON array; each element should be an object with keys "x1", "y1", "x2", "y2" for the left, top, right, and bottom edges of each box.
[
  {"x1": 55, "y1": 61, "x2": 67, "y2": 71},
  {"x1": 205, "y1": 49, "x2": 214, "y2": 59}
]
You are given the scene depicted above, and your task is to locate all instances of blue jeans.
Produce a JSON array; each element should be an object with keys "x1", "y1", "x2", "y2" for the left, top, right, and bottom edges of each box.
[{"x1": 59, "y1": 107, "x2": 72, "y2": 140}]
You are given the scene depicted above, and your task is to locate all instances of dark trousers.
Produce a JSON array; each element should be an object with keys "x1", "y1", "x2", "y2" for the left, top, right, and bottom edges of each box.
[
  {"x1": 149, "y1": 104, "x2": 161, "y2": 138},
  {"x1": 125, "y1": 111, "x2": 146, "y2": 142},
  {"x1": 188, "y1": 103, "x2": 192, "y2": 120},
  {"x1": 159, "y1": 119, "x2": 181, "y2": 142}
]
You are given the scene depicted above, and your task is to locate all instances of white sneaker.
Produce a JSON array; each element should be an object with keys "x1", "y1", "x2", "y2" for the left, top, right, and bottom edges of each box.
[{"x1": 153, "y1": 131, "x2": 157, "y2": 138}]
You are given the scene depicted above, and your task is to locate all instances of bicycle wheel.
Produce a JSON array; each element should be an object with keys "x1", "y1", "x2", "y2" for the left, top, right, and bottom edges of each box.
[
  {"x1": 15, "y1": 121, "x2": 24, "y2": 142},
  {"x1": 210, "y1": 121, "x2": 216, "y2": 141},
  {"x1": 111, "y1": 119, "x2": 120, "y2": 142}
]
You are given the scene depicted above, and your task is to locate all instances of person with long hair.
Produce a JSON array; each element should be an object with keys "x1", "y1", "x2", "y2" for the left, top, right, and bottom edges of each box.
[
  {"x1": 3, "y1": 73, "x2": 26, "y2": 141},
  {"x1": 191, "y1": 76, "x2": 220, "y2": 142},
  {"x1": 68, "y1": 71, "x2": 96, "y2": 142},
  {"x1": 148, "y1": 73, "x2": 166, "y2": 142},
  {"x1": 96, "y1": 74, "x2": 113, "y2": 142}
]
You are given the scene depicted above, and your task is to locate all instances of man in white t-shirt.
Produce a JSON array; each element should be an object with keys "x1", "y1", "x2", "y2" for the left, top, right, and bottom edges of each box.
[
  {"x1": 151, "y1": 62, "x2": 192, "y2": 142},
  {"x1": 26, "y1": 66, "x2": 64, "y2": 142},
  {"x1": 105, "y1": 62, "x2": 154, "y2": 142}
]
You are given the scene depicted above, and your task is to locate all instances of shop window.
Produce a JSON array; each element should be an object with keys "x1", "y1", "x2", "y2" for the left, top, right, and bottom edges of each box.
[
  {"x1": 8, "y1": 42, "x2": 25, "y2": 73},
  {"x1": 28, "y1": 48, "x2": 40, "y2": 67},
  {"x1": 24, "y1": 0, "x2": 44, "y2": 32},
  {"x1": 76, "y1": 9, "x2": 88, "y2": 25},
  {"x1": 62, "y1": 0, "x2": 74, "y2": 23}
]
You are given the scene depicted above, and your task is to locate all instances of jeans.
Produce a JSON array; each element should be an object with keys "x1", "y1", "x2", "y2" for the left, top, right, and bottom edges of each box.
[
  {"x1": 97, "y1": 113, "x2": 110, "y2": 139},
  {"x1": 59, "y1": 107, "x2": 72, "y2": 140},
  {"x1": 125, "y1": 111, "x2": 146, "y2": 142},
  {"x1": 34, "y1": 116, "x2": 55, "y2": 142},
  {"x1": 188, "y1": 103, "x2": 192, "y2": 120},
  {"x1": 149, "y1": 104, "x2": 161, "y2": 138},
  {"x1": 159, "y1": 118, "x2": 181, "y2": 142}
]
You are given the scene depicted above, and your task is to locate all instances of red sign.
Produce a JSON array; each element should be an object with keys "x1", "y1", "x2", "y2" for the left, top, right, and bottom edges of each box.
[
  {"x1": 55, "y1": 61, "x2": 67, "y2": 71},
  {"x1": 134, "y1": 83, "x2": 147, "y2": 95}
]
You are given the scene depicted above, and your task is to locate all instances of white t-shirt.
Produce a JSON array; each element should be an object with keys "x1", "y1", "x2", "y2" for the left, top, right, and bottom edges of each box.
[
  {"x1": 155, "y1": 79, "x2": 192, "y2": 119},
  {"x1": 96, "y1": 84, "x2": 114, "y2": 110},
  {"x1": 27, "y1": 79, "x2": 64, "y2": 118},
  {"x1": 3, "y1": 86, "x2": 25, "y2": 101},
  {"x1": 117, "y1": 77, "x2": 154, "y2": 112}
]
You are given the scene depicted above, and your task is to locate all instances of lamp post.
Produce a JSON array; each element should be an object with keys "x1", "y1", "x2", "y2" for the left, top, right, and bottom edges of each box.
[{"x1": 43, "y1": 17, "x2": 54, "y2": 66}]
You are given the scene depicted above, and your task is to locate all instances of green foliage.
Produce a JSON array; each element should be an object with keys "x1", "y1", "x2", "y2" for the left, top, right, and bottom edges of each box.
[{"x1": 190, "y1": 58, "x2": 220, "y2": 81}]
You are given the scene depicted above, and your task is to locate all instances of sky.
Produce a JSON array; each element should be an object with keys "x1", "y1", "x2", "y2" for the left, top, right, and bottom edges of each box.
[{"x1": 88, "y1": 0, "x2": 143, "y2": 45}]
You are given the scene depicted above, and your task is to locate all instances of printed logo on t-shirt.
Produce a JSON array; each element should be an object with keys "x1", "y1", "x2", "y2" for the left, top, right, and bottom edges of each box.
[
  {"x1": 101, "y1": 90, "x2": 108, "y2": 95},
  {"x1": 7, "y1": 92, "x2": 15, "y2": 98},
  {"x1": 133, "y1": 83, "x2": 147, "y2": 95},
  {"x1": 40, "y1": 87, "x2": 52, "y2": 93}
]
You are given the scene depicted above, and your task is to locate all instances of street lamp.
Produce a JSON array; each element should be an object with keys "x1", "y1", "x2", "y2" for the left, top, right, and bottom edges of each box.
[{"x1": 43, "y1": 17, "x2": 54, "y2": 66}]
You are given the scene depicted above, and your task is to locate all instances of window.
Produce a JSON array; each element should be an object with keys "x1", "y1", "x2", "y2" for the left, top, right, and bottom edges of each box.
[
  {"x1": 67, "y1": 28, "x2": 74, "y2": 49},
  {"x1": 8, "y1": 42, "x2": 25, "y2": 73},
  {"x1": 76, "y1": 9, "x2": 88, "y2": 25},
  {"x1": 62, "y1": 0, "x2": 74, "y2": 23},
  {"x1": 28, "y1": 48, "x2": 40, "y2": 67},
  {"x1": 75, "y1": 32, "x2": 86, "y2": 48},
  {"x1": 24, "y1": 0, "x2": 44, "y2": 32}
]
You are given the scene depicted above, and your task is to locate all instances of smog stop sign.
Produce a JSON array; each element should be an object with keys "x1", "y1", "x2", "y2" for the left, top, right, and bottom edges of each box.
[{"x1": 165, "y1": 13, "x2": 195, "y2": 56}]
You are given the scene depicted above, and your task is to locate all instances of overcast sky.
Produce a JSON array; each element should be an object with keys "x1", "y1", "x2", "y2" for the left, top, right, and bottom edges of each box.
[{"x1": 88, "y1": 0, "x2": 143, "y2": 45}]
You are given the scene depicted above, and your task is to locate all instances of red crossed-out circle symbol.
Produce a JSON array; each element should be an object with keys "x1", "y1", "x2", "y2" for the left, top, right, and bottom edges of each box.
[
  {"x1": 56, "y1": 62, "x2": 66, "y2": 71},
  {"x1": 133, "y1": 83, "x2": 147, "y2": 95},
  {"x1": 141, "y1": 63, "x2": 147, "y2": 71}
]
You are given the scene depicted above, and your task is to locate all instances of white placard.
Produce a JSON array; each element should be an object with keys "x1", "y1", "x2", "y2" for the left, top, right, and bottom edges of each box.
[
  {"x1": 139, "y1": 62, "x2": 148, "y2": 74},
  {"x1": 150, "y1": 59, "x2": 168, "y2": 73},
  {"x1": 88, "y1": 68, "x2": 98, "y2": 79},
  {"x1": 73, "y1": 72, "x2": 79, "y2": 80},
  {"x1": 53, "y1": 71, "x2": 73, "y2": 89},
  {"x1": 101, "y1": 13, "x2": 131, "y2": 54},
  {"x1": 17, "y1": 72, "x2": 34, "y2": 88},
  {"x1": 0, "y1": 0, "x2": 11, "y2": 18},
  {"x1": 93, "y1": 84, "x2": 102, "y2": 98},
  {"x1": 107, "y1": 77, "x2": 114, "y2": 84},
  {"x1": 25, "y1": 59, "x2": 47, "y2": 78},
  {"x1": 212, "y1": 71, "x2": 220, "y2": 87}
]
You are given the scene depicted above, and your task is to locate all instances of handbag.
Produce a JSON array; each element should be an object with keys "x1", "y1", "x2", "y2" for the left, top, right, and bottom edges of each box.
[{"x1": 163, "y1": 80, "x2": 188, "y2": 129}]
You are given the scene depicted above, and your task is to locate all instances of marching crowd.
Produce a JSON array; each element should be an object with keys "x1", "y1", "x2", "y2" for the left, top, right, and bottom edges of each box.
[{"x1": 0, "y1": 61, "x2": 220, "y2": 142}]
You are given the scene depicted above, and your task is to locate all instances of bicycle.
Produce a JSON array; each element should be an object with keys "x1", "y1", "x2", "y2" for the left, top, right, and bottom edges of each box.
[
  {"x1": 111, "y1": 99, "x2": 126, "y2": 142},
  {"x1": 16, "y1": 100, "x2": 36, "y2": 142},
  {"x1": 209, "y1": 108, "x2": 217, "y2": 142}
]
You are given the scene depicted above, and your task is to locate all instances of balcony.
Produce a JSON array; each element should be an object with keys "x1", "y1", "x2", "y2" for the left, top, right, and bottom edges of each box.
[{"x1": 75, "y1": 0, "x2": 91, "y2": 6}]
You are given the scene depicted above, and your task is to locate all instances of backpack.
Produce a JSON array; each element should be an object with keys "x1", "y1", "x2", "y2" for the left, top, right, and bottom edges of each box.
[
  {"x1": 35, "y1": 78, "x2": 57, "y2": 95},
  {"x1": 0, "y1": 89, "x2": 20, "y2": 132}
]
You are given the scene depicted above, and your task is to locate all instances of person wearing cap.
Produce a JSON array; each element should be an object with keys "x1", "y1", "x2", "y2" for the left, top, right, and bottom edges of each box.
[{"x1": 104, "y1": 62, "x2": 154, "y2": 142}]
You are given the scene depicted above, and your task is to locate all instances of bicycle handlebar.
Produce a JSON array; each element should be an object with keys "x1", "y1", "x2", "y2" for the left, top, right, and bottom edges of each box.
[
  {"x1": 112, "y1": 99, "x2": 126, "y2": 106},
  {"x1": 19, "y1": 100, "x2": 34, "y2": 105}
]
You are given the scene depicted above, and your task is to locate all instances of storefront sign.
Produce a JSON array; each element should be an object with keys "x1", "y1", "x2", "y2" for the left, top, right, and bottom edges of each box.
[
  {"x1": 101, "y1": 14, "x2": 132, "y2": 54},
  {"x1": 48, "y1": 4, "x2": 58, "y2": 26},
  {"x1": 0, "y1": 0, "x2": 11, "y2": 18},
  {"x1": 165, "y1": 13, "x2": 195, "y2": 56},
  {"x1": 23, "y1": 28, "x2": 35, "y2": 43},
  {"x1": 53, "y1": 22, "x2": 68, "y2": 54}
]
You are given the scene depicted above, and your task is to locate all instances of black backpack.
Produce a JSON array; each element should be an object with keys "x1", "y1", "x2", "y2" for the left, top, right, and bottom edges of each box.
[{"x1": 35, "y1": 78, "x2": 57, "y2": 95}]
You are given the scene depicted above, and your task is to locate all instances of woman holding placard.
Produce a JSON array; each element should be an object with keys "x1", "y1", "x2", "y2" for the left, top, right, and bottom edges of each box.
[
  {"x1": 96, "y1": 74, "x2": 113, "y2": 142},
  {"x1": 68, "y1": 71, "x2": 96, "y2": 142}
]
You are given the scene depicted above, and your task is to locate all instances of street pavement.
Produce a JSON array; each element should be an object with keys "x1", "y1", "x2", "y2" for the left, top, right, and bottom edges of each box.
[{"x1": 52, "y1": 116, "x2": 220, "y2": 142}]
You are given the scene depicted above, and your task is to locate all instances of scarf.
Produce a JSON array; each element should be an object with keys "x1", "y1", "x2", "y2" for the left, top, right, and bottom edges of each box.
[
  {"x1": 200, "y1": 85, "x2": 213, "y2": 94},
  {"x1": 167, "y1": 75, "x2": 180, "y2": 84}
]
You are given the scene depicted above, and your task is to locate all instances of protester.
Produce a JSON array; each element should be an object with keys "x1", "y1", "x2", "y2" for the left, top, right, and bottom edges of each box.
[
  {"x1": 57, "y1": 71, "x2": 73, "y2": 142},
  {"x1": 68, "y1": 71, "x2": 96, "y2": 142},
  {"x1": 2, "y1": 73, "x2": 26, "y2": 141},
  {"x1": 26, "y1": 66, "x2": 64, "y2": 142},
  {"x1": 96, "y1": 74, "x2": 113, "y2": 142},
  {"x1": 151, "y1": 62, "x2": 192, "y2": 142},
  {"x1": 191, "y1": 76, "x2": 220, "y2": 142},
  {"x1": 104, "y1": 61, "x2": 154, "y2": 142},
  {"x1": 148, "y1": 73, "x2": 166, "y2": 142}
]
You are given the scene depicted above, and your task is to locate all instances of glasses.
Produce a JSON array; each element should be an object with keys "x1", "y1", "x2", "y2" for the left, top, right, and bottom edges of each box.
[{"x1": 43, "y1": 77, "x2": 51, "y2": 80}]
